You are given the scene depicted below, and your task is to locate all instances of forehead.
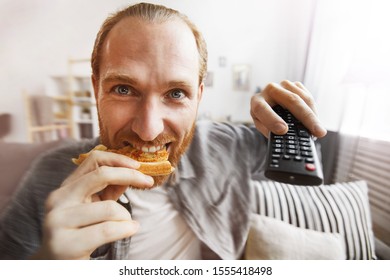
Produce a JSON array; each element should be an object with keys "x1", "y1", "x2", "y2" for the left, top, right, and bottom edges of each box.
[{"x1": 100, "y1": 17, "x2": 199, "y2": 79}]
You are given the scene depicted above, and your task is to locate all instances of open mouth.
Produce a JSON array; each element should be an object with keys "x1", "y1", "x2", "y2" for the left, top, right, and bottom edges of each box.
[{"x1": 123, "y1": 140, "x2": 171, "y2": 153}]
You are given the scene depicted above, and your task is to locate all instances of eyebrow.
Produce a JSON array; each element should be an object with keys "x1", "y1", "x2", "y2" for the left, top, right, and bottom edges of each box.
[
  {"x1": 101, "y1": 73, "x2": 194, "y2": 90},
  {"x1": 101, "y1": 74, "x2": 138, "y2": 85},
  {"x1": 167, "y1": 80, "x2": 194, "y2": 90}
]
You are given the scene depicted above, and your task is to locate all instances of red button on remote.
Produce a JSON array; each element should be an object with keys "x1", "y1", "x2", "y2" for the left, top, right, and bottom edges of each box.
[{"x1": 305, "y1": 163, "x2": 316, "y2": 171}]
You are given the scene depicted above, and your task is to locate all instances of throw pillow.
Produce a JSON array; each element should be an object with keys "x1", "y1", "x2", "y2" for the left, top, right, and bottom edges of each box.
[
  {"x1": 245, "y1": 214, "x2": 346, "y2": 259},
  {"x1": 251, "y1": 180, "x2": 376, "y2": 260}
]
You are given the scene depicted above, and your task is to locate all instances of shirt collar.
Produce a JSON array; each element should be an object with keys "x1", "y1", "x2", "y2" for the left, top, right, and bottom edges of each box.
[{"x1": 166, "y1": 152, "x2": 196, "y2": 186}]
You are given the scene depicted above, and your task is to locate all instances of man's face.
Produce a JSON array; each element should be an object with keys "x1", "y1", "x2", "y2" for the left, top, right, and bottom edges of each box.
[{"x1": 92, "y1": 17, "x2": 203, "y2": 185}]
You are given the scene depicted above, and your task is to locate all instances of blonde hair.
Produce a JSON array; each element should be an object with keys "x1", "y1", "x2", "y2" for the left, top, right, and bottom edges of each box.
[{"x1": 91, "y1": 2, "x2": 208, "y2": 85}]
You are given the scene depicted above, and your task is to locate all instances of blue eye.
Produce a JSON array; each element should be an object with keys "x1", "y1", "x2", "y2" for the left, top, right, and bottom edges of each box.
[
  {"x1": 114, "y1": 85, "x2": 131, "y2": 95},
  {"x1": 169, "y1": 90, "x2": 185, "y2": 99}
]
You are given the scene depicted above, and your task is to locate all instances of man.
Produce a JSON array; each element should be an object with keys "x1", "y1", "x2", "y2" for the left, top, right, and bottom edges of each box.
[{"x1": 0, "y1": 3, "x2": 326, "y2": 259}]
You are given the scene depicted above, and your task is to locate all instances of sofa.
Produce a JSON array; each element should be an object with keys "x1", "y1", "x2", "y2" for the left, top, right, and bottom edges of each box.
[{"x1": 0, "y1": 135, "x2": 389, "y2": 260}]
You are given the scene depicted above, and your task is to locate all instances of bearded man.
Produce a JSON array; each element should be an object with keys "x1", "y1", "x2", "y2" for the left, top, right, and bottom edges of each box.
[{"x1": 0, "y1": 3, "x2": 326, "y2": 260}]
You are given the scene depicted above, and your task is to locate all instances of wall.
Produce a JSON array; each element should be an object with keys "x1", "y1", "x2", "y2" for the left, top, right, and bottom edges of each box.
[{"x1": 0, "y1": 0, "x2": 314, "y2": 142}]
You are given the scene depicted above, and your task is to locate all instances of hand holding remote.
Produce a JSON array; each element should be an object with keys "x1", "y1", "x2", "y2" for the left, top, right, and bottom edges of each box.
[
  {"x1": 250, "y1": 80, "x2": 327, "y2": 139},
  {"x1": 264, "y1": 105, "x2": 323, "y2": 186}
]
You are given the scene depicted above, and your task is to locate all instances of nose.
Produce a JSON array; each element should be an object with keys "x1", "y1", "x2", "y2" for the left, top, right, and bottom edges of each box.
[{"x1": 132, "y1": 98, "x2": 164, "y2": 142}]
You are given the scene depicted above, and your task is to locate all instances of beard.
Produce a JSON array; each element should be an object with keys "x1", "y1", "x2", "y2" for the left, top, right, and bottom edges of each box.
[{"x1": 98, "y1": 114, "x2": 196, "y2": 187}]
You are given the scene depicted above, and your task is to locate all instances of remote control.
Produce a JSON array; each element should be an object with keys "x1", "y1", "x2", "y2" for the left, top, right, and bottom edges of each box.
[{"x1": 264, "y1": 105, "x2": 323, "y2": 186}]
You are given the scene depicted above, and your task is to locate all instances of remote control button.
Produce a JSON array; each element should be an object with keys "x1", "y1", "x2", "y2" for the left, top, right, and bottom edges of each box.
[
  {"x1": 283, "y1": 155, "x2": 291, "y2": 160},
  {"x1": 300, "y1": 141, "x2": 311, "y2": 147},
  {"x1": 287, "y1": 149, "x2": 298, "y2": 155},
  {"x1": 305, "y1": 158, "x2": 314, "y2": 163},
  {"x1": 273, "y1": 148, "x2": 283, "y2": 154},
  {"x1": 298, "y1": 130, "x2": 310, "y2": 137},
  {"x1": 272, "y1": 159, "x2": 279, "y2": 164},
  {"x1": 301, "y1": 151, "x2": 313, "y2": 157},
  {"x1": 305, "y1": 163, "x2": 316, "y2": 171},
  {"x1": 270, "y1": 164, "x2": 279, "y2": 168},
  {"x1": 273, "y1": 143, "x2": 283, "y2": 148},
  {"x1": 272, "y1": 154, "x2": 281, "y2": 159},
  {"x1": 287, "y1": 144, "x2": 296, "y2": 149},
  {"x1": 301, "y1": 146, "x2": 312, "y2": 151},
  {"x1": 294, "y1": 156, "x2": 303, "y2": 161}
]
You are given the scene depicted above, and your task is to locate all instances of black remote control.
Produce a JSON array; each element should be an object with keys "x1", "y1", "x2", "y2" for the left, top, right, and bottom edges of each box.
[{"x1": 264, "y1": 105, "x2": 323, "y2": 186}]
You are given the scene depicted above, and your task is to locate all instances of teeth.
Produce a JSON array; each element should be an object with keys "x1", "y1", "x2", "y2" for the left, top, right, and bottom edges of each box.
[{"x1": 137, "y1": 145, "x2": 164, "y2": 153}]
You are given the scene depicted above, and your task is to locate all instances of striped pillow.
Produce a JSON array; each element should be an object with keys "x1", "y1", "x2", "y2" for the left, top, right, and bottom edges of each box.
[{"x1": 251, "y1": 180, "x2": 376, "y2": 260}]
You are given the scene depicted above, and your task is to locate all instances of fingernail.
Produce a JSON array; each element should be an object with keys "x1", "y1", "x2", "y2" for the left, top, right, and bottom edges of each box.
[
  {"x1": 313, "y1": 123, "x2": 327, "y2": 137},
  {"x1": 273, "y1": 122, "x2": 288, "y2": 135},
  {"x1": 145, "y1": 176, "x2": 154, "y2": 185},
  {"x1": 130, "y1": 220, "x2": 140, "y2": 232}
]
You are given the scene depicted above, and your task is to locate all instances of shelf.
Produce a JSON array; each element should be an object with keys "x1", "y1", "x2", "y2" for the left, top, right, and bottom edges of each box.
[
  {"x1": 52, "y1": 96, "x2": 72, "y2": 102},
  {"x1": 75, "y1": 119, "x2": 94, "y2": 124},
  {"x1": 36, "y1": 58, "x2": 99, "y2": 142},
  {"x1": 29, "y1": 124, "x2": 71, "y2": 133},
  {"x1": 73, "y1": 97, "x2": 95, "y2": 105}
]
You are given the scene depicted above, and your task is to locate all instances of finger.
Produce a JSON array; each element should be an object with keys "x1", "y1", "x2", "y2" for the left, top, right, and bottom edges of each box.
[
  {"x1": 47, "y1": 167, "x2": 153, "y2": 209},
  {"x1": 280, "y1": 80, "x2": 317, "y2": 114},
  {"x1": 66, "y1": 151, "x2": 141, "y2": 185},
  {"x1": 71, "y1": 220, "x2": 139, "y2": 257},
  {"x1": 294, "y1": 81, "x2": 310, "y2": 93},
  {"x1": 250, "y1": 95, "x2": 288, "y2": 136},
  {"x1": 81, "y1": 166, "x2": 154, "y2": 197},
  {"x1": 265, "y1": 82, "x2": 327, "y2": 137},
  {"x1": 252, "y1": 121, "x2": 271, "y2": 138},
  {"x1": 96, "y1": 185, "x2": 129, "y2": 201},
  {"x1": 48, "y1": 200, "x2": 132, "y2": 229}
]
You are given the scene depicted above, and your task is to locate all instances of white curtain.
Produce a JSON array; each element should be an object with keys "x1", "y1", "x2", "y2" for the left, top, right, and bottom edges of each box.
[
  {"x1": 303, "y1": 0, "x2": 390, "y2": 242},
  {"x1": 304, "y1": 0, "x2": 390, "y2": 141}
]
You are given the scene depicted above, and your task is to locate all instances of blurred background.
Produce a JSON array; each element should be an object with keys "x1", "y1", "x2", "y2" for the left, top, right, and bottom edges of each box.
[
  {"x1": 1, "y1": 0, "x2": 389, "y2": 142},
  {"x1": 0, "y1": 0, "x2": 389, "y2": 243}
]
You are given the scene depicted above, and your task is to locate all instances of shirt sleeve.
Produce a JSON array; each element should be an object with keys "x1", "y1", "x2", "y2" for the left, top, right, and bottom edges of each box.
[{"x1": 0, "y1": 141, "x2": 87, "y2": 259}]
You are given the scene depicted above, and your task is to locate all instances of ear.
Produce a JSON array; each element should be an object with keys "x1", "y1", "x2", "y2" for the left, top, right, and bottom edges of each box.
[
  {"x1": 198, "y1": 82, "x2": 204, "y2": 102},
  {"x1": 91, "y1": 75, "x2": 99, "y2": 104}
]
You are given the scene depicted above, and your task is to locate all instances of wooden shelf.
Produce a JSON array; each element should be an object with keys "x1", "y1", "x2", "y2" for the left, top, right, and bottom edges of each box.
[
  {"x1": 29, "y1": 124, "x2": 71, "y2": 132},
  {"x1": 25, "y1": 58, "x2": 99, "y2": 143},
  {"x1": 23, "y1": 91, "x2": 73, "y2": 142}
]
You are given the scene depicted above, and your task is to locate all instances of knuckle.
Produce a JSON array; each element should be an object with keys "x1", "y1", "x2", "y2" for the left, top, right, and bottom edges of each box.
[
  {"x1": 95, "y1": 165, "x2": 110, "y2": 177},
  {"x1": 302, "y1": 109, "x2": 316, "y2": 122},
  {"x1": 103, "y1": 200, "x2": 119, "y2": 219},
  {"x1": 44, "y1": 210, "x2": 57, "y2": 228},
  {"x1": 264, "y1": 82, "x2": 279, "y2": 95},
  {"x1": 45, "y1": 191, "x2": 60, "y2": 211},
  {"x1": 88, "y1": 150, "x2": 100, "y2": 161},
  {"x1": 286, "y1": 93, "x2": 301, "y2": 104},
  {"x1": 250, "y1": 96, "x2": 266, "y2": 113}
]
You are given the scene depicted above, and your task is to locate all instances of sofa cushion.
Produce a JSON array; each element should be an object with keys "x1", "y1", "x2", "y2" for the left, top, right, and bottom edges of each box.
[
  {"x1": 250, "y1": 180, "x2": 376, "y2": 259},
  {"x1": 245, "y1": 215, "x2": 346, "y2": 259}
]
